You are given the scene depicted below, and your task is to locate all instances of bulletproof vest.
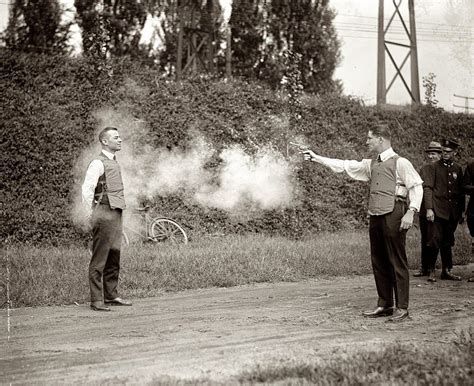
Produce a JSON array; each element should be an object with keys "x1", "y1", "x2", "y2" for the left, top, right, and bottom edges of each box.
[
  {"x1": 94, "y1": 153, "x2": 126, "y2": 210},
  {"x1": 368, "y1": 156, "x2": 399, "y2": 215}
]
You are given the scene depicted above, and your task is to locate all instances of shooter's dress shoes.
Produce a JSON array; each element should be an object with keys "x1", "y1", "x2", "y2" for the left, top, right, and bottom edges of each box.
[
  {"x1": 387, "y1": 308, "x2": 409, "y2": 322},
  {"x1": 104, "y1": 297, "x2": 132, "y2": 306},
  {"x1": 413, "y1": 270, "x2": 427, "y2": 277},
  {"x1": 440, "y1": 271, "x2": 462, "y2": 281},
  {"x1": 362, "y1": 306, "x2": 394, "y2": 318},
  {"x1": 90, "y1": 301, "x2": 111, "y2": 312}
]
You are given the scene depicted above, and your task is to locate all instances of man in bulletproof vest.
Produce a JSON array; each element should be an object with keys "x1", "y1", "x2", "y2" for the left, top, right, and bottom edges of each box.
[{"x1": 82, "y1": 127, "x2": 132, "y2": 311}]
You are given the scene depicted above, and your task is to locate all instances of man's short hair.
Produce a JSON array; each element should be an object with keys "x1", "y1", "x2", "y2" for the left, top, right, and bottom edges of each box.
[
  {"x1": 370, "y1": 123, "x2": 391, "y2": 141},
  {"x1": 99, "y1": 127, "x2": 118, "y2": 143}
]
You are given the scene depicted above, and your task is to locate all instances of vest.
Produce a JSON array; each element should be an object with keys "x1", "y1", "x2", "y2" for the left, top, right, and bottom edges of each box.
[
  {"x1": 93, "y1": 153, "x2": 126, "y2": 210},
  {"x1": 368, "y1": 156, "x2": 400, "y2": 215}
]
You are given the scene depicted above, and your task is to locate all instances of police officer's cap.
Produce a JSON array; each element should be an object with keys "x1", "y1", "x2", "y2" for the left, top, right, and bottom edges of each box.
[{"x1": 441, "y1": 139, "x2": 460, "y2": 150}]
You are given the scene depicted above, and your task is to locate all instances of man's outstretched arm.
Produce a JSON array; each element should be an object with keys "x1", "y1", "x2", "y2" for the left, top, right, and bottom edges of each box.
[{"x1": 302, "y1": 149, "x2": 371, "y2": 182}]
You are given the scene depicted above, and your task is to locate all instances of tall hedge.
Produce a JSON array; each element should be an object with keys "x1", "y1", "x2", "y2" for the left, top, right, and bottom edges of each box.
[{"x1": 1, "y1": 52, "x2": 473, "y2": 244}]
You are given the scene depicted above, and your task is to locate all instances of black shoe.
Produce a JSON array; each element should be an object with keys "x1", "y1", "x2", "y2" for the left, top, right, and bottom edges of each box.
[
  {"x1": 413, "y1": 270, "x2": 428, "y2": 277},
  {"x1": 440, "y1": 271, "x2": 462, "y2": 281},
  {"x1": 90, "y1": 302, "x2": 111, "y2": 312},
  {"x1": 387, "y1": 308, "x2": 409, "y2": 322},
  {"x1": 427, "y1": 271, "x2": 437, "y2": 282},
  {"x1": 104, "y1": 297, "x2": 132, "y2": 306},
  {"x1": 362, "y1": 306, "x2": 394, "y2": 318}
]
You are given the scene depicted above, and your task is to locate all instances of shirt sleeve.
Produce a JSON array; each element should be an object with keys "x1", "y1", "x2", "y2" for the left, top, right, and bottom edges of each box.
[
  {"x1": 311, "y1": 155, "x2": 371, "y2": 182},
  {"x1": 397, "y1": 157, "x2": 424, "y2": 211},
  {"x1": 81, "y1": 160, "x2": 104, "y2": 210}
]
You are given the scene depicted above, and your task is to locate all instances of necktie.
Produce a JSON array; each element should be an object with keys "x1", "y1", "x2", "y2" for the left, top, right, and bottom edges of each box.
[{"x1": 377, "y1": 155, "x2": 382, "y2": 163}]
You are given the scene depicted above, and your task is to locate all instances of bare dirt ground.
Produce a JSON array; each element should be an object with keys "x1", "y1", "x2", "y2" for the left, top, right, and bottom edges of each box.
[{"x1": 2, "y1": 265, "x2": 474, "y2": 385}]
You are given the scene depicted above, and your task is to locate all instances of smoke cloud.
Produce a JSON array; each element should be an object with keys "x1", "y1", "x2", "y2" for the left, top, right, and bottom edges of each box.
[{"x1": 72, "y1": 108, "x2": 297, "y2": 229}]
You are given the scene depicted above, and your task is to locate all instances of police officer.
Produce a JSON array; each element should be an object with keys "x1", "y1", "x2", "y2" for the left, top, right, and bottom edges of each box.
[{"x1": 422, "y1": 139, "x2": 465, "y2": 281}]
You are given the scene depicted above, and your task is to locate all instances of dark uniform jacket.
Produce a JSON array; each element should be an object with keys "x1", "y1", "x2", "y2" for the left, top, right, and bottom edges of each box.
[
  {"x1": 462, "y1": 160, "x2": 474, "y2": 217},
  {"x1": 422, "y1": 160, "x2": 465, "y2": 221}
]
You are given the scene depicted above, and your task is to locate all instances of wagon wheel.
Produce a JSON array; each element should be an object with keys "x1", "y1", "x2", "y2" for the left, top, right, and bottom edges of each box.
[{"x1": 149, "y1": 218, "x2": 188, "y2": 244}]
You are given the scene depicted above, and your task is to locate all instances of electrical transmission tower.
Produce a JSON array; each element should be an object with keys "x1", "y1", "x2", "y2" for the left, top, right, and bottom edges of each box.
[{"x1": 377, "y1": 0, "x2": 420, "y2": 106}]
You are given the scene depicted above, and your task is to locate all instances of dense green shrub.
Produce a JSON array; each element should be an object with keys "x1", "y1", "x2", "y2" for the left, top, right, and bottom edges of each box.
[{"x1": 1, "y1": 52, "x2": 473, "y2": 244}]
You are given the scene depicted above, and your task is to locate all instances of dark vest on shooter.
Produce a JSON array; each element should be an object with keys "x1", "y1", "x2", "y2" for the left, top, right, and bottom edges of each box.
[{"x1": 93, "y1": 153, "x2": 126, "y2": 210}]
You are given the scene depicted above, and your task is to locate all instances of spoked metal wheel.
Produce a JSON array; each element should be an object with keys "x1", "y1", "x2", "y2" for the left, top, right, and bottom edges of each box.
[{"x1": 149, "y1": 218, "x2": 188, "y2": 244}]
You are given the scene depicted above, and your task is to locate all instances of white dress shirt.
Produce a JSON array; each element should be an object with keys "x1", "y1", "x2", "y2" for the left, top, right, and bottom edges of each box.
[
  {"x1": 82, "y1": 150, "x2": 115, "y2": 210},
  {"x1": 310, "y1": 147, "x2": 423, "y2": 211}
]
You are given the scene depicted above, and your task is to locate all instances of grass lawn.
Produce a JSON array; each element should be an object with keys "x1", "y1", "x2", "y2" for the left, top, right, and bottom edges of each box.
[{"x1": 1, "y1": 226, "x2": 472, "y2": 308}]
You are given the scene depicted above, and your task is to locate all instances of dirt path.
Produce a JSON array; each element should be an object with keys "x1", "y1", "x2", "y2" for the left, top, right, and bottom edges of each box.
[{"x1": 2, "y1": 265, "x2": 474, "y2": 384}]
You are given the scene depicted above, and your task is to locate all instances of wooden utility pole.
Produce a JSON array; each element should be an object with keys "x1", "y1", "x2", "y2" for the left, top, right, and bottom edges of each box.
[
  {"x1": 376, "y1": 0, "x2": 420, "y2": 106},
  {"x1": 226, "y1": 26, "x2": 232, "y2": 78}
]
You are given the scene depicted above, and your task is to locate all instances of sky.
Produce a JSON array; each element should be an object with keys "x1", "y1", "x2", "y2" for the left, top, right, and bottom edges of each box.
[{"x1": 0, "y1": 0, "x2": 472, "y2": 112}]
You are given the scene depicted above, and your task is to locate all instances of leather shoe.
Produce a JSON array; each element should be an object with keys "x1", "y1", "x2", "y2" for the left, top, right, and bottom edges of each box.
[
  {"x1": 413, "y1": 270, "x2": 427, "y2": 277},
  {"x1": 104, "y1": 297, "x2": 132, "y2": 306},
  {"x1": 387, "y1": 308, "x2": 409, "y2": 322},
  {"x1": 90, "y1": 302, "x2": 111, "y2": 312},
  {"x1": 440, "y1": 271, "x2": 462, "y2": 281},
  {"x1": 427, "y1": 270, "x2": 437, "y2": 282},
  {"x1": 362, "y1": 306, "x2": 393, "y2": 318}
]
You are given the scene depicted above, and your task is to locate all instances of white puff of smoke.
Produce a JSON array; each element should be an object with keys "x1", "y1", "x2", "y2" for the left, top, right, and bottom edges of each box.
[
  {"x1": 138, "y1": 138, "x2": 214, "y2": 200},
  {"x1": 195, "y1": 145, "x2": 294, "y2": 211}
]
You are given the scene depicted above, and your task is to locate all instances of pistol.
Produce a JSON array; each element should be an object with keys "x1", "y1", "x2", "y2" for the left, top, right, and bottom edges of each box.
[{"x1": 289, "y1": 142, "x2": 310, "y2": 151}]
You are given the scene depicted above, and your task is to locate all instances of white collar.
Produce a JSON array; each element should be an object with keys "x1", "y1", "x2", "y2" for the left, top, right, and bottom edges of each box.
[
  {"x1": 101, "y1": 149, "x2": 115, "y2": 160},
  {"x1": 378, "y1": 147, "x2": 397, "y2": 162}
]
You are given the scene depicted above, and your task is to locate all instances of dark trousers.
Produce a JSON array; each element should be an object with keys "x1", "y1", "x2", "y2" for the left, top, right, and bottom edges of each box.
[
  {"x1": 369, "y1": 201, "x2": 409, "y2": 310},
  {"x1": 467, "y1": 215, "x2": 474, "y2": 237},
  {"x1": 426, "y1": 216, "x2": 458, "y2": 271},
  {"x1": 89, "y1": 204, "x2": 123, "y2": 302},
  {"x1": 419, "y1": 216, "x2": 429, "y2": 273}
]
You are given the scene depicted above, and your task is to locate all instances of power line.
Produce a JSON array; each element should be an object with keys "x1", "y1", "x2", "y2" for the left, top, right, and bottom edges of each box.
[
  {"x1": 334, "y1": 21, "x2": 473, "y2": 37},
  {"x1": 335, "y1": 12, "x2": 473, "y2": 29}
]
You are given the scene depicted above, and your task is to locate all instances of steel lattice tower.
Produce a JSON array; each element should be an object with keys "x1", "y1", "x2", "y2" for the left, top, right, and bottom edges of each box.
[{"x1": 377, "y1": 0, "x2": 421, "y2": 106}]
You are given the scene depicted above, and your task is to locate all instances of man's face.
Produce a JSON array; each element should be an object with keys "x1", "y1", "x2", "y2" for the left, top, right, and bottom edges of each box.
[
  {"x1": 102, "y1": 130, "x2": 122, "y2": 152},
  {"x1": 426, "y1": 151, "x2": 441, "y2": 163},
  {"x1": 441, "y1": 147, "x2": 456, "y2": 162},
  {"x1": 366, "y1": 131, "x2": 383, "y2": 153}
]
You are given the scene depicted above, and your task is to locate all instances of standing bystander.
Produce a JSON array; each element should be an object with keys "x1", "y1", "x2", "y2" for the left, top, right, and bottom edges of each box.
[
  {"x1": 422, "y1": 139, "x2": 465, "y2": 282},
  {"x1": 301, "y1": 123, "x2": 423, "y2": 322}
]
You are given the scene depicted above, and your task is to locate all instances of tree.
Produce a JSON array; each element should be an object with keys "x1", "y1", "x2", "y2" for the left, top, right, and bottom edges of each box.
[
  {"x1": 230, "y1": 0, "x2": 341, "y2": 94},
  {"x1": 229, "y1": 0, "x2": 265, "y2": 78},
  {"x1": 74, "y1": 0, "x2": 147, "y2": 57},
  {"x1": 3, "y1": 0, "x2": 71, "y2": 54}
]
